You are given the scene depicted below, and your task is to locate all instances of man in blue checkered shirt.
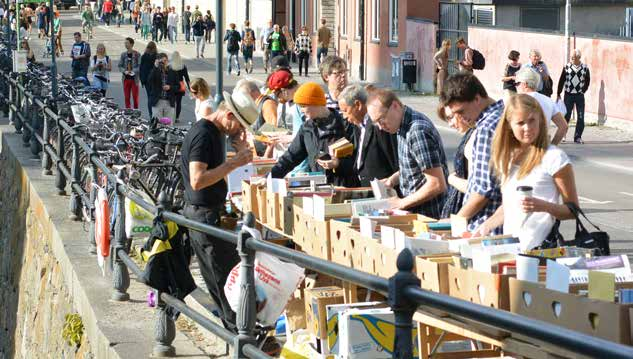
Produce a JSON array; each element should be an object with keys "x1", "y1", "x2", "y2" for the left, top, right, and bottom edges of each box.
[
  {"x1": 367, "y1": 89, "x2": 448, "y2": 220},
  {"x1": 441, "y1": 73, "x2": 504, "y2": 234}
]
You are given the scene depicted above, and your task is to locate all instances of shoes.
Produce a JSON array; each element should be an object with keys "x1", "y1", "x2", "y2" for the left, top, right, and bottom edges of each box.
[
  {"x1": 260, "y1": 337, "x2": 281, "y2": 356},
  {"x1": 574, "y1": 138, "x2": 584, "y2": 144},
  {"x1": 237, "y1": 71, "x2": 240, "y2": 76}
]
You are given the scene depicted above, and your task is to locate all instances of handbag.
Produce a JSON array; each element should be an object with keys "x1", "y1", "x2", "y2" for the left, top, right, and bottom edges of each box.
[
  {"x1": 179, "y1": 80, "x2": 186, "y2": 93},
  {"x1": 565, "y1": 203, "x2": 610, "y2": 255}
]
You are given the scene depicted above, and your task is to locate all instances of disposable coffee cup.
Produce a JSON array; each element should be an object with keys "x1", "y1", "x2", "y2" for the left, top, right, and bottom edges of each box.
[{"x1": 516, "y1": 185, "x2": 533, "y2": 198}]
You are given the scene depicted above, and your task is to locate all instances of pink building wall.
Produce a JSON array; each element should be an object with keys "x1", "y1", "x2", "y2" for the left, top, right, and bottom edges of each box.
[{"x1": 469, "y1": 25, "x2": 633, "y2": 125}]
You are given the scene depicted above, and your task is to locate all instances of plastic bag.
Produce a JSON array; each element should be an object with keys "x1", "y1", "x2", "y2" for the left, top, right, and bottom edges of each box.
[
  {"x1": 555, "y1": 98, "x2": 567, "y2": 117},
  {"x1": 125, "y1": 191, "x2": 155, "y2": 238},
  {"x1": 224, "y1": 251, "x2": 305, "y2": 326}
]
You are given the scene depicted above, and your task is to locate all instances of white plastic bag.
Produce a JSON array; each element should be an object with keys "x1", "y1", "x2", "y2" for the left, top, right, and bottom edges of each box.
[
  {"x1": 555, "y1": 98, "x2": 567, "y2": 117},
  {"x1": 224, "y1": 252, "x2": 305, "y2": 326},
  {"x1": 124, "y1": 191, "x2": 155, "y2": 238}
]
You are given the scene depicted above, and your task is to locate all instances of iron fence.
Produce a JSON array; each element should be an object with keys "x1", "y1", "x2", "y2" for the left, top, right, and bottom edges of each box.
[{"x1": 2, "y1": 61, "x2": 633, "y2": 358}]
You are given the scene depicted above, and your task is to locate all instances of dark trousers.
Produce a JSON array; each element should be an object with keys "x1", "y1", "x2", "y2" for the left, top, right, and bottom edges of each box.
[
  {"x1": 564, "y1": 92, "x2": 585, "y2": 140},
  {"x1": 184, "y1": 26, "x2": 191, "y2": 42},
  {"x1": 144, "y1": 85, "x2": 152, "y2": 118},
  {"x1": 184, "y1": 204, "x2": 239, "y2": 330},
  {"x1": 104, "y1": 12, "x2": 111, "y2": 25},
  {"x1": 175, "y1": 93, "x2": 183, "y2": 119},
  {"x1": 298, "y1": 51, "x2": 309, "y2": 76},
  {"x1": 317, "y1": 47, "x2": 328, "y2": 65}
]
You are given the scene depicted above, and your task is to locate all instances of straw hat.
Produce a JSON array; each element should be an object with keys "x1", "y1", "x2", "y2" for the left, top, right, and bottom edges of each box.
[{"x1": 222, "y1": 90, "x2": 259, "y2": 131}]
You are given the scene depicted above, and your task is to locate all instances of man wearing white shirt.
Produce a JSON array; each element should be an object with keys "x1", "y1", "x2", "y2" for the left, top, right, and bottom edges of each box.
[
  {"x1": 167, "y1": 7, "x2": 178, "y2": 44},
  {"x1": 515, "y1": 67, "x2": 568, "y2": 145},
  {"x1": 259, "y1": 20, "x2": 273, "y2": 73}
]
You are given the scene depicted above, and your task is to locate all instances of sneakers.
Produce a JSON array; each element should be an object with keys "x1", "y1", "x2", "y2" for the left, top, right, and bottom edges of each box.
[{"x1": 574, "y1": 138, "x2": 584, "y2": 144}]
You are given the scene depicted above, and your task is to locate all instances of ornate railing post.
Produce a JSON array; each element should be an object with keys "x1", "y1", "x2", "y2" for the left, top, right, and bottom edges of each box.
[
  {"x1": 153, "y1": 191, "x2": 176, "y2": 357},
  {"x1": 12, "y1": 79, "x2": 23, "y2": 134},
  {"x1": 87, "y1": 144, "x2": 98, "y2": 255},
  {"x1": 55, "y1": 111, "x2": 67, "y2": 195},
  {"x1": 388, "y1": 248, "x2": 421, "y2": 359},
  {"x1": 69, "y1": 135, "x2": 82, "y2": 220},
  {"x1": 233, "y1": 212, "x2": 258, "y2": 359},
  {"x1": 112, "y1": 170, "x2": 130, "y2": 301},
  {"x1": 41, "y1": 101, "x2": 53, "y2": 175},
  {"x1": 20, "y1": 88, "x2": 30, "y2": 147},
  {"x1": 29, "y1": 98, "x2": 42, "y2": 158}
]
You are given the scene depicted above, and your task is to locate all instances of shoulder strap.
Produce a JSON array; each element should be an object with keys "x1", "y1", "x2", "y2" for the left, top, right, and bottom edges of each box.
[{"x1": 565, "y1": 202, "x2": 602, "y2": 231}]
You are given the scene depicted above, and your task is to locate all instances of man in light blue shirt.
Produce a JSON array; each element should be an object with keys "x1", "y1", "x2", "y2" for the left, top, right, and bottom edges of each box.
[
  {"x1": 522, "y1": 49, "x2": 551, "y2": 95},
  {"x1": 259, "y1": 19, "x2": 274, "y2": 73}
]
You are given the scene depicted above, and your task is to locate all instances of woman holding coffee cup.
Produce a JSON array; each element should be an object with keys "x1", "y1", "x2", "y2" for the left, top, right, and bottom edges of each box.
[{"x1": 474, "y1": 94, "x2": 579, "y2": 250}]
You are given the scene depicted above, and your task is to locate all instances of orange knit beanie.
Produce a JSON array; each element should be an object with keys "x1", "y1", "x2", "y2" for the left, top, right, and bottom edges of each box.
[{"x1": 293, "y1": 82, "x2": 327, "y2": 106}]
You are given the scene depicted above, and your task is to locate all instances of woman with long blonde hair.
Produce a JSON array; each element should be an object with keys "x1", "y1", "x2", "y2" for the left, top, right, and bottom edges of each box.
[
  {"x1": 91, "y1": 43, "x2": 112, "y2": 96},
  {"x1": 170, "y1": 51, "x2": 190, "y2": 122},
  {"x1": 475, "y1": 94, "x2": 579, "y2": 250},
  {"x1": 433, "y1": 39, "x2": 450, "y2": 95}
]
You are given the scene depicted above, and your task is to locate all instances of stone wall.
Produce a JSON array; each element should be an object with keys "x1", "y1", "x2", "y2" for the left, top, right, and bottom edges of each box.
[{"x1": 0, "y1": 137, "x2": 93, "y2": 359}]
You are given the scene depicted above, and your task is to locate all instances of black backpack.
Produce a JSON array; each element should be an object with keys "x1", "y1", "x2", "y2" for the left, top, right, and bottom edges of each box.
[
  {"x1": 472, "y1": 49, "x2": 485, "y2": 70},
  {"x1": 227, "y1": 30, "x2": 240, "y2": 52}
]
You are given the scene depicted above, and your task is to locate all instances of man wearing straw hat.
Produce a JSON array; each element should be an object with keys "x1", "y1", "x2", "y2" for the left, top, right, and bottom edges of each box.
[{"x1": 180, "y1": 90, "x2": 258, "y2": 331}]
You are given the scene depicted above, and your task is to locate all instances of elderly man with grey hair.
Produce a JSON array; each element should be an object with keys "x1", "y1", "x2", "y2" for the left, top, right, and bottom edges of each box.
[
  {"x1": 338, "y1": 84, "x2": 399, "y2": 186},
  {"x1": 522, "y1": 49, "x2": 552, "y2": 95},
  {"x1": 515, "y1": 67, "x2": 568, "y2": 145},
  {"x1": 556, "y1": 48, "x2": 591, "y2": 144}
]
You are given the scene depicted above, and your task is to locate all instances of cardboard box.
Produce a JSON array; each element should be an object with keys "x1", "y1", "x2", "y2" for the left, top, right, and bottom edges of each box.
[
  {"x1": 510, "y1": 278, "x2": 633, "y2": 345},
  {"x1": 325, "y1": 302, "x2": 385, "y2": 355},
  {"x1": 280, "y1": 195, "x2": 302, "y2": 235},
  {"x1": 329, "y1": 219, "x2": 355, "y2": 267},
  {"x1": 338, "y1": 307, "x2": 419, "y2": 358},
  {"x1": 265, "y1": 192, "x2": 281, "y2": 230},
  {"x1": 284, "y1": 296, "x2": 307, "y2": 334},
  {"x1": 241, "y1": 180, "x2": 260, "y2": 218},
  {"x1": 305, "y1": 217, "x2": 332, "y2": 260},
  {"x1": 448, "y1": 265, "x2": 512, "y2": 310},
  {"x1": 292, "y1": 204, "x2": 309, "y2": 246},
  {"x1": 256, "y1": 186, "x2": 267, "y2": 223},
  {"x1": 305, "y1": 287, "x2": 345, "y2": 340},
  {"x1": 416, "y1": 255, "x2": 453, "y2": 294}
]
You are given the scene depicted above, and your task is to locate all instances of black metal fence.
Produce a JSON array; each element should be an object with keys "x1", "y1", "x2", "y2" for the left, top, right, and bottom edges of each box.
[{"x1": 3, "y1": 65, "x2": 633, "y2": 359}]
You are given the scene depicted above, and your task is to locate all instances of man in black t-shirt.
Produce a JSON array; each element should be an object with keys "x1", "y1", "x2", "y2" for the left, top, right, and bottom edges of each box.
[{"x1": 181, "y1": 90, "x2": 257, "y2": 331}]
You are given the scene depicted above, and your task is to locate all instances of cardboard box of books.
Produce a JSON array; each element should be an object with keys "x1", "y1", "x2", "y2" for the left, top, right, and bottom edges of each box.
[
  {"x1": 448, "y1": 264, "x2": 513, "y2": 310},
  {"x1": 338, "y1": 307, "x2": 419, "y2": 358},
  {"x1": 416, "y1": 255, "x2": 454, "y2": 294},
  {"x1": 305, "y1": 287, "x2": 345, "y2": 340},
  {"x1": 325, "y1": 302, "x2": 385, "y2": 355}
]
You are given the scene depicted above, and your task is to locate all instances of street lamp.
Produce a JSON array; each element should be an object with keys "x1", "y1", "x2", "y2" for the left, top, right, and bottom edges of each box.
[
  {"x1": 564, "y1": 0, "x2": 571, "y2": 63},
  {"x1": 50, "y1": 0, "x2": 58, "y2": 98},
  {"x1": 214, "y1": 0, "x2": 223, "y2": 107}
]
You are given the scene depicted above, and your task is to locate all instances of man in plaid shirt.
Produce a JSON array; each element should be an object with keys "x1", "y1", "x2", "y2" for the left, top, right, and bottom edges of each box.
[
  {"x1": 367, "y1": 89, "x2": 448, "y2": 219},
  {"x1": 441, "y1": 73, "x2": 504, "y2": 234}
]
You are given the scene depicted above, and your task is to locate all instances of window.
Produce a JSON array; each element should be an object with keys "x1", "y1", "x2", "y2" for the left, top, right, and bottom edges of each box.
[
  {"x1": 355, "y1": 0, "x2": 361, "y2": 39},
  {"x1": 313, "y1": 0, "x2": 320, "y2": 32},
  {"x1": 371, "y1": 0, "x2": 379, "y2": 41},
  {"x1": 301, "y1": 0, "x2": 307, "y2": 27},
  {"x1": 520, "y1": 7, "x2": 559, "y2": 31},
  {"x1": 389, "y1": 0, "x2": 398, "y2": 43},
  {"x1": 340, "y1": 0, "x2": 347, "y2": 36}
]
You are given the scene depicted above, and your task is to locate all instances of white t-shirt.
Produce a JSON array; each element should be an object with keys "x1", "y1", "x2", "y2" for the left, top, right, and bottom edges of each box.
[
  {"x1": 502, "y1": 145, "x2": 570, "y2": 251},
  {"x1": 526, "y1": 91, "x2": 558, "y2": 126},
  {"x1": 195, "y1": 98, "x2": 213, "y2": 121}
]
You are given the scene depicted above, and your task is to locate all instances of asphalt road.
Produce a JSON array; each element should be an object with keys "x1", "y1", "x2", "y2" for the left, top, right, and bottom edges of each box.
[{"x1": 25, "y1": 12, "x2": 633, "y2": 257}]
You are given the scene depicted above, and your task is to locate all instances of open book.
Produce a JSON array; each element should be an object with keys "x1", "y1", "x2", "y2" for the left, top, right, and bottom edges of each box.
[{"x1": 370, "y1": 178, "x2": 398, "y2": 200}]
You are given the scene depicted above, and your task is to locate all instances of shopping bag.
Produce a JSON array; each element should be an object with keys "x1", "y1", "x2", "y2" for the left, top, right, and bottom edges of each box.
[
  {"x1": 124, "y1": 191, "x2": 155, "y2": 238},
  {"x1": 224, "y1": 252, "x2": 305, "y2": 326},
  {"x1": 555, "y1": 98, "x2": 567, "y2": 117}
]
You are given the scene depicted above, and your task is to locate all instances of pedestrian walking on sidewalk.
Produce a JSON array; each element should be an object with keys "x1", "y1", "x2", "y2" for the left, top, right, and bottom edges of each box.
[
  {"x1": 161, "y1": 8, "x2": 169, "y2": 42},
  {"x1": 148, "y1": 53, "x2": 179, "y2": 123},
  {"x1": 53, "y1": 11, "x2": 63, "y2": 56},
  {"x1": 102, "y1": 0, "x2": 113, "y2": 26},
  {"x1": 523, "y1": 49, "x2": 552, "y2": 96},
  {"x1": 132, "y1": 3, "x2": 140, "y2": 32},
  {"x1": 282, "y1": 25, "x2": 294, "y2": 64},
  {"x1": 204, "y1": 12, "x2": 215, "y2": 44},
  {"x1": 37, "y1": 4, "x2": 48, "y2": 39},
  {"x1": 152, "y1": 7, "x2": 164, "y2": 42},
  {"x1": 90, "y1": 43, "x2": 111, "y2": 96},
  {"x1": 266, "y1": 24, "x2": 287, "y2": 60},
  {"x1": 224, "y1": 23, "x2": 242, "y2": 76},
  {"x1": 456, "y1": 37, "x2": 473, "y2": 73},
  {"x1": 167, "y1": 6, "x2": 178, "y2": 44},
  {"x1": 294, "y1": 26, "x2": 311, "y2": 76},
  {"x1": 260, "y1": 20, "x2": 273, "y2": 73},
  {"x1": 140, "y1": 6, "x2": 151, "y2": 40},
  {"x1": 316, "y1": 18, "x2": 331, "y2": 66},
  {"x1": 241, "y1": 20, "x2": 256, "y2": 74},
  {"x1": 81, "y1": 5, "x2": 95, "y2": 39},
  {"x1": 170, "y1": 51, "x2": 190, "y2": 122},
  {"x1": 474, "y1": 94, "x2": 580, "y2": 251},
  {"x1": 119, "y1": 37, "x2": 141, "y2": 109},
  {"x1": 192, "y1": 5, "x2": 201, "y2": 23},
  {"x1": 182, "y1": 5, "x2": 191, "y2": 44},
  {"x1": 140, "y1": 41, "x2": 157, "y2": 117},
  {"x1": 433, "y1": 39, "x2": 450, "y2": 95},
  {"x1": 557, "y1": 49, "x2": 591, "y2": 144},
  {"x1": 192, "y1": 15, "x2": 205, "y2": 58},
  {"x1": 114, "y1": 2, "x2": 123, "y2": 27},
  {"x1": 502, "y1": 50, "x2": 521, "y2": 96}
]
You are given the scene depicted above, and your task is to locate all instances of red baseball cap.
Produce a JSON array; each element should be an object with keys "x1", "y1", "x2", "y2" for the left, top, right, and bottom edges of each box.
[{"x1": 268, "y1": 69, "x2": 294, "y2": 91}]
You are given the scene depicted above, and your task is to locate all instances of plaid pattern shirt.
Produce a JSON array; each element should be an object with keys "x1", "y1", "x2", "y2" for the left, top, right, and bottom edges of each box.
[
  {"x1": 463, "y1": 100, "x2": 504, "y2": 234},
  {"x1": 294, "y1": 34, "x2": 311, "y2": 53},
  {"x1": 397, "y1": 107, "x2": 449, "y2": 219}
]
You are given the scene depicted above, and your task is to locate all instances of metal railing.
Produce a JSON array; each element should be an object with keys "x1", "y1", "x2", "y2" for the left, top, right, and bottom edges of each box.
[{"x1": 2, "y1": 63, "x2": 633, "y2": 359}]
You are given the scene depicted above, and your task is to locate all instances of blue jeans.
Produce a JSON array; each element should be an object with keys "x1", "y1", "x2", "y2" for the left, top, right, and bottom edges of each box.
[
  {"x1": 184, "y1": 26, "x2": 191, "y2": 42},
  {"x1": 317, "y1": 47, "x2": 328, "y2": 65},
  {"x1": 168, "y1": 26, "x2": 177, "y2": 43},
  {"x1": 227, "y1": 52, "x2": 240, "y2": 74}
]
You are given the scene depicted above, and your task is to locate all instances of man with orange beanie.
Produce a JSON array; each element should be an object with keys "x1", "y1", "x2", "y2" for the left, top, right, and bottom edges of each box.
[{"x1": 270, "y1": 82, "x2": 359, "y2": 187}]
